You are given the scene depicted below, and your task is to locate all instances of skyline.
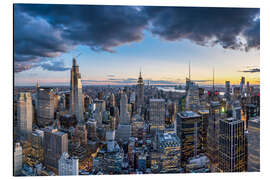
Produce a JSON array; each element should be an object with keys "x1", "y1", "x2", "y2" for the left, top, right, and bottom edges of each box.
[{"x1": 14, "y1": 5, "x2": 260, "y2": 86}]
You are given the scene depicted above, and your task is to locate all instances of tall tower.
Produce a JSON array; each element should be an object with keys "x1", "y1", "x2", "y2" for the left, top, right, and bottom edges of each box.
[
  {"x1": 240, "y1": 77, "x2": 245, "y2": 96},
  {"x1": 17, "y1": 92, "x2": 33, "y2": 141},
  {"x1": 218, "y1": 117, "x2": 246, "y2": 172},
  {"x1": 206, "y1": 101, "x2": 221, "y2": 169},
  {"x1": 136, "y1": 69, "x2": 144, "y2": 110},
  {"x1": 70, "y1": 58, "x2": 84, "y2": 123},
  {"x1": 119, "y1": 91, "x2": 130, "y2": 125}
]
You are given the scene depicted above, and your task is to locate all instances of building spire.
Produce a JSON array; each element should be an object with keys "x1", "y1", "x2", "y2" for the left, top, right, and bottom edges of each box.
[
  {"x1": 72, "y1": 58, "x2": 77, "y2": 66},
  {"x1": 36, "y1": 80, "x2": 40, "y2": 89},
  {"x1": 139, "y1": 67, "x2": 142, "y2": 78}
]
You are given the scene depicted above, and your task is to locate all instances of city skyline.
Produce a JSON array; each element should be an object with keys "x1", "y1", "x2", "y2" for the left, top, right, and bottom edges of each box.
[{"x1": 14, "y1": 5, "x2": 260, "y2": 86}]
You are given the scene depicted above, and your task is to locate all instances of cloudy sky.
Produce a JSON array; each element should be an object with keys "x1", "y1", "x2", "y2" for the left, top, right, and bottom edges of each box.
[{"x1": 14, "y1": 4, "x2": 260, "y2": 86}]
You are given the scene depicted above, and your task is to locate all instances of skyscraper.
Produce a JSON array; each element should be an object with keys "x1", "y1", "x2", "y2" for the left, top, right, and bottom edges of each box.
[
  {"x1": 225, "y1": 81, "x2": 231, "y2": 101},
  {"x1": 43, "y1": 127, "x2": 68, "y2": 171},
  {"x1": 70, "y1": 58, "x2": 84, "y2": 123},
  {"x1": 136, "y1": 70, "x2": 144, "y2": 110},
  {"x1": 58, "y1": 152, "x2": 79, "y2": 176},
  {"x1": 149, "y1": 99, "x2": 165, "y2": 133},
  {"x1": 119, "y1": 91, "x2": 130, "y2": 125},
  {"x1": 13, "y1": 142, "x2": 22, "y2": 176},
  {"x1": 17, "y1": 92, "x2": 33, "y2": 141},
  {"x1": 116, "y1": 91, "x2": 131, "y2": 141},
  {"x1": 240, "y1": 77, "x2": 245, "y2": 97},
  {"x1": 185, "y1": 82, "x2": 200, "y2": 112},
  {"x1": 37, "y1": 87, "x2": 55, "y2": 127},
  {"x1": 198, "y1": 110, "x2": 209, "y2": 153},
  {"x1": 218, "y1": 117, "x2": 246, "y2": 172},
  {"x1": 206, "y1": 101, "x2": 221, "y2": 167},
  {"x1": 176, "y1": 111, "x2": 202, "y2": 167}
]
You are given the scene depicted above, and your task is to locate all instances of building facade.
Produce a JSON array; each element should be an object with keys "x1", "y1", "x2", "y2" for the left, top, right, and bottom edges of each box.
[
  {"x1": 70, "y1": 58, "x2": 84, "y2": 123},
  {"x1": 37, "y1": 87, "x2": 55, "y2": 127},
  {"x1": 13, "y1": 142, "x2": 22, "y2": 176},
  {"x1": 17, "y1": 92, "x2": 33, "y2": 141},
  {"x1": 58, "y1": 152, "x2": 79, "y2": 176},
  {"x1": 218, "y1": 117, "x2": 246, "y2": 172},
  {"x1": 176, "y1": 111, "x2": 202, "y2": 167},
  {"x1": 43, "y1": 128, "x2": 68, "y2": 171},
  {"x1": 149, "y1": 99, "x2": 165, "y2": 133}
]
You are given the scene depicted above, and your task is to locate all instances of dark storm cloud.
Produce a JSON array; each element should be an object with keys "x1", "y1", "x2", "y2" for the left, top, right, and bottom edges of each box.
[
  {"x1": 14, "y1": 4, "x2": 260, "y2": 73},
  {"x1": 16, "y1": 4, "x2": 148, "y2": 52},
  {"x1": 239, "y1": 68, "x2": 260, "y2": 73},
  {"x1": 40, "y1": 61, "x2": 70, "y2": 71},
  {"x1": 143, "y1": 7, "x2": 260, "y2": 51}
]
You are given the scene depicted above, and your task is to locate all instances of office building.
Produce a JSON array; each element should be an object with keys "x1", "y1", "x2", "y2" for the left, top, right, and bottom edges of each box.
[
  {"x1": 37, "y1": 87, "x2": 55, "y2": 127},
  {"x1": 149, "y1": 99, "x2": 165, "y2": 133},
  {"x1": 225, "y1": 81, "x2": 231, "y2": 101},
  {"x1": 240, "y1": 77, "x2": 245, "y2": 96},
  {"x1": 207, "y1": 101, "x2": 221, "y2": 165},
  {"x1": 86, "y1": 118, "x2": 97, "y2": 141},
  {"x1": 14, "y1": 142, "x2": 22, "y2": 176},
  {"x1": 43, "y1": 127, "x2": 68, "y2": 171},
  {"x1": 17, "y1": 92, "x2": 33, "y2": 141},
  {"x1": 218, "y1": 117, "x2": 246, "y2": 172},
  {"x1": 185, "y1": 82, "x2": 200, "y2": 112},
  {"x1": 157, "y1": 132, "x2": 181, "y2": 173},
  {"x1": 176, "y1": 111, "x2": 202, "y2": 166},
  {"x1": 119, "y1": 91, "x2": 130, "y2": 125},
  {"x1": 70, "y1": 58, "x2": 84, "y2": 123},
  {"x1": 198, "y1": 110, "x2": 209, "y2": 153},
  {"x1": 58, "y1": 152, "x2": 79, "y2": 176}
]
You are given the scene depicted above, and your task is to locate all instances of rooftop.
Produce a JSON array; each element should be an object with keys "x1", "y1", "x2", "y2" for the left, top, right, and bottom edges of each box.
[{"x1": 179, "y1": 111, "x2": 200, "y2": 118}]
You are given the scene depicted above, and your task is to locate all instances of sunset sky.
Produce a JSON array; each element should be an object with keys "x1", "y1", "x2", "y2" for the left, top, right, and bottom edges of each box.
[{"x1": 14, "y1": 4, "x2": 260, "y2": 86}]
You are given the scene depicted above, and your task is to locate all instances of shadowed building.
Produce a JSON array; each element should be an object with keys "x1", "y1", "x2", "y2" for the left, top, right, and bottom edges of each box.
[
  {"x1": 43, "y1": 127, "x2": 68, "y2": 172},
  {"x1": 176, "y1": 111, "x2": 202, "y2": 167},
  {"x1": 37, "y1": 87, "x2": 55, "y2": 127},
  {"x1": 206, "y1": 101, "x2": 221, "y2": 167},
  {"x1": 198, "y1": 109, "x2": 209, "y2": 153},
  {"x1": 218, "y1": 117, "x2": 246, "y2": 172}
]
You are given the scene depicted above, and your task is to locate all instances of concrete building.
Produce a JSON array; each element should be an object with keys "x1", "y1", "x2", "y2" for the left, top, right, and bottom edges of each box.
[
  {"x1": 218, "y1": 117, "x2": 246, "y2": 172},
  {"x1": 43, "y1": 127, "x2": 68, "y2": 171},
  {"x1": 58, "y1": 152, "x2": 79, "y2": 176},
  {"x1": 70, "y1": 58, "x2": 84, "y2": 123},
  {"x1": 37, "y1": 87, "x2": 55, "y2": 127},
  {"x1": 17, "y1": 92, "x2": 33, "y2": 141},
  {"x1": 13, "y1": 142, "x2": 22, "y2": 176}
]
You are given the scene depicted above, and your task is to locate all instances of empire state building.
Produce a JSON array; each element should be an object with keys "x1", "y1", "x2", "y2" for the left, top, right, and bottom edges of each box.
[{"x1": 70, "y1": 58, "x2": 84, "y2": 123}]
